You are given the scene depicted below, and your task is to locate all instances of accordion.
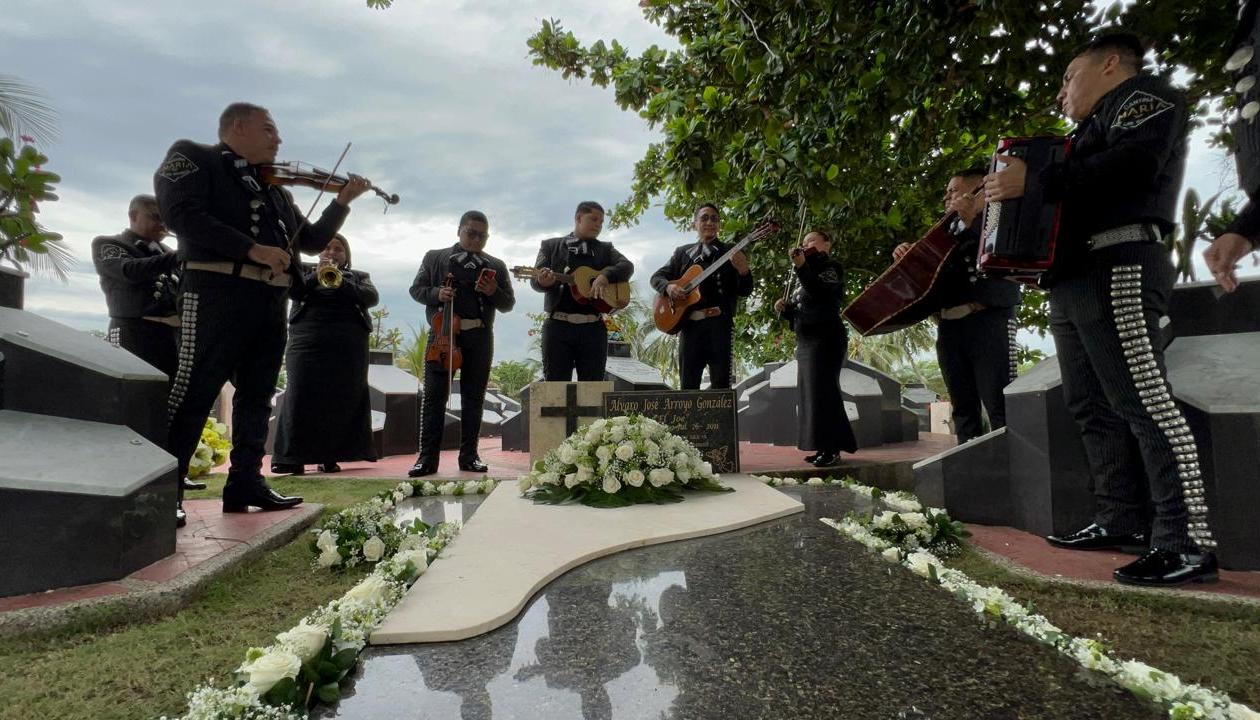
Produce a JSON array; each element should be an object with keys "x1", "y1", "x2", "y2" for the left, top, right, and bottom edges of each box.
[{"x1": 976, "y1": 136, "x2": 1071, "y2": 286}]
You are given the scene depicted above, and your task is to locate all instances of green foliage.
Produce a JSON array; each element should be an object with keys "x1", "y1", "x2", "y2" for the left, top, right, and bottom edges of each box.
[
  {"x1": 0, "y1": 75, "x2": 58, "y2": 144},
  {"x1": 1164, "y1": 188, "x2": 1219, "y2": 283},
  {"x1": 367, "y1": 307, "x2": 403, "y2": 352},
  {"x1": 606, "y1": 283, "x2": 680, "y2": 386},
  {"x1": 393, "y1": 323, "x2": 427, "y2": 375},
  {"x1": 526, "y1": 2, "x2": 1236, "y2": 363},
  {"x1": 0, "y1": 134, "x2": 70, "y2": 279},
  {"x1": 490, "y1": 358, "x2": 540, "y2": 399}
]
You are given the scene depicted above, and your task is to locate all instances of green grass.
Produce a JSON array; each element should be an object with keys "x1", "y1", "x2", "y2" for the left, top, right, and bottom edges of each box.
[
  {"x1": 0, "y1": 475, "x2": 397, "y2": 720},
  {"x1": 950, "y1": 547, "x2": 1260, "y2": 708}
]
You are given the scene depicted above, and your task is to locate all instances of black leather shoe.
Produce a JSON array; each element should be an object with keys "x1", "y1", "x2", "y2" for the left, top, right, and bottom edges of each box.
[
  {"x1": 459, "y1": 458, "x2": 489, "y2": 473},
  {"x1": 803, "y1": 454, "x2": 819, "y2": 463},
  {"x1": 408, "y1": 458, "x2": 438, "y2": 478},
  {"x1": 175, "y1": 505, "x2": 187, "y2": 528},
  {"x1": 317, "y1": 462, "x2": 341, "y2": 473},
  {"x1": 1046, "y1": 523, "x2": 1147, "y2": 552},
  {"x1": 1114, "y1": 549, "x2": 1219, "y2": 586},
  {"x1": 811, "y1": 452, "x2": 839, "y2": 467},
  {"x1": 222, "y1": 482, "x2": 303, "y2": 512},
  {"x1": 182, "y1": 477, "x2": 207, "y2": 491},
  {"x1": 270, "y1": 463, "x2": 305, "y2": 476}
]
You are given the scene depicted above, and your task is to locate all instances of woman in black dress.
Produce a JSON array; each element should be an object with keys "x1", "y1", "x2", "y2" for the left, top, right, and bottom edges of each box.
[
  {"x1": 773, "y1": 230, "x2": 858, "y2": 467},
  {"x1": 272, "y1": 234, "x2": 379, "y2": 474}
]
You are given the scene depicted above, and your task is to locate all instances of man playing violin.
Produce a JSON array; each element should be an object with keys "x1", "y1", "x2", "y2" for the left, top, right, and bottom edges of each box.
[
  {"x1": 650, "y1": 203, "x2": 752, "y2": 389},
  {"x1": 155, "y1": 102, "x2": 372, "y2": 522},
  {"x1": 893, "y1": 168, "x2": 1021, "y2": 444},
  {"x1": 531, "y1": 201, "x2": 634, "y2": 381},
  {"x1": 408, "y1": 211, "x2": 515, "y2": 478}
]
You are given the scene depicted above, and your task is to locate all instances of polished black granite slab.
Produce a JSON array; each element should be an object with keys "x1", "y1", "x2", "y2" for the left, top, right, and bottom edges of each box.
[{"x1": 323, "y1": 489, "x2": 1158, "y2": 720}]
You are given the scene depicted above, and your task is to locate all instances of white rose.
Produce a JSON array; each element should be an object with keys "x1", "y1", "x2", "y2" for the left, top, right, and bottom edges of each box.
[
  {"x1": 881, "y1": 548, "x2": 901, "y2": 563},
  {"x1": 675, "y1": 466, "x2": 693, "y2": 484},
  {"x1": 576, "y1": 465, "x2": 594, "y2": 482},
  {"x1": 595, "y1": 446, "x2": 613, "y2": 462},
  {"x1": 276, "y1": 620, "x2": 328, "y2": 663},
  {"x1": 806, "y1": 477, "x2": 825, "y2": 486},
  {"x1": 564, "y1": 473, "x2": 581, "y2": 488},
  {"x1": 395, "y1": 549, "x2": 429, "y2": 574},
  {"x1": 616, "y1": 443, "x2": 635, "y2": 461},
  {"x1": 585, "y1": 428, "x2": 602, "y2": 444},
  {"x1": 625, "y1": 469, "x2": 645, "y2": 487},
  {"x1": 610, "y1": 426, "x2": 626, "y2": 442},
  {"x1": 420, "y1": 481, "x2": 436, "y2": 495},
  {"x1": 1229, "y1": 703, "x2": 1260, "y2": 720},
  {"x1": 904, "y1": 550, "x2": 941, "y2": 579},
  {"x1": 648, "y1": 468, "x2": 674, "y2": 487},
  {"x1": 392, "y1": 490, "x2": 406, "y2": 503},
  {"x1": 672, "y1": 452, "x2": 690, "y2": 469},
  {"x1": 396, "y1": 482, "x2": 413, "y2": 496},
  {"x1": 518, "y1": 476, "x2": 535, "y2": 493},
  {"x1": 362, "y1": 536, "x2": 386, "y2": 562},
  {"x1": 611, "y1": 415, "x2": 630, "y2": 425},
  {"x1": 240, "y1": 648, "x2": 301, "y2": 694},
  {"x1": 602, "y1": 474, "x2": 622, "y2": 494},
  {"x1": 316, "y1": 530, "x2": 337, "y2": 552},
  {"x1": 439, "y1": 482, "x2": 458, "y2": 494},
  {"x1": 781, "y1": 478, "x2": 800, "y2": 486},
  {"x1": 699, "y1": 461, "x2": 713, "y2": 477},
  {"x1": 317, "y1": 547, "x2": 341, "y2": 568},
  {"x1": 558, "y1": 445, "x2": 577, "y2": 464},
  {"x1": 643, "y1": 439, "x2": 659, "y2": 456},
  {"x1": 646, "y1": 451, "x2": 662, "y2": 465},
  {"x1": 590, "y1": 418, "x2": 608, "y2": 433},
  {"x1": 344, "y1": 575, "x2": 391, "y2": 605}
]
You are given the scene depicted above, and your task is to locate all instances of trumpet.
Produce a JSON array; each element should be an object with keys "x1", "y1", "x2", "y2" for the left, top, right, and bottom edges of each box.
[{"x1": 316, "y1": 262, "x2": 343, "y2": 289}]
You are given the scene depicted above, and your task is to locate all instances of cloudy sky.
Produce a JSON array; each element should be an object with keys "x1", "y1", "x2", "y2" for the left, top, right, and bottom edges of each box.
[{"x1": 4, "y1": 0, "x2": 1252, "y2": 361}]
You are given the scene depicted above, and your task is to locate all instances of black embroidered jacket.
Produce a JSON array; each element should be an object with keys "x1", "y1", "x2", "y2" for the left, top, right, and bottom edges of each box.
[
  {"x1": 91, "y1": 229, "x2": 180, "y2": 319},
  {"x1": 531, "y1": 233, "x2": 634, "y2": 314},
  {"x1": 650, "y1": 239, "x2": 754, "y2": 319}
]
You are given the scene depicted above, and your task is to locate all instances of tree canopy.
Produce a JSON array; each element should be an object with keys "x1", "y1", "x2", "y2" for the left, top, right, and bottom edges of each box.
[{"x1": 524, "y1": 0, "x2": 1237, "y2": 364}]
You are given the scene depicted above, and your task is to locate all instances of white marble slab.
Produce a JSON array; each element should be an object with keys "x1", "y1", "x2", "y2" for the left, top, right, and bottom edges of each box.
[{"x1": 371, "y1": 474, "x2": 803, "y2": 645}]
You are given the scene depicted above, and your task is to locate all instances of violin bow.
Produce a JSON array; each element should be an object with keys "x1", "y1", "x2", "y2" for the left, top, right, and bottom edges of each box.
[{"x1": 282, "y1": 142, "x2": 352, "y2": 279}]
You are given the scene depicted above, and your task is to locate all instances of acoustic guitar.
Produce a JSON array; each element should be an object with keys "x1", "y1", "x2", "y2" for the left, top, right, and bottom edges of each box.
[
  {"x1": 653, "y1": 220, "x2": 780, "y2": 334},
  {"x1": 510, "y1": 265, "x2": 631, "y2": 313},
  {"x1": 842, "y1": 188, "x2": 982, "y2": 336}
]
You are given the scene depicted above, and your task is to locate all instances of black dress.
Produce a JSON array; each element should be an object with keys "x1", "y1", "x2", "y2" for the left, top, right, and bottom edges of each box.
[
  {"x1": 781, "y1": 253, "x2": 858, "y2": 455},
  {"x1": 272, "y1": 264, "x2": 379, "y2": 466}
]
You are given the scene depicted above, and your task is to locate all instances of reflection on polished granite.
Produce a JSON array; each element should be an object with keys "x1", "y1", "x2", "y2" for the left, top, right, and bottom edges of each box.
[{"x1": 322, "y1": 489, "x2": 1159, "y2": 720}]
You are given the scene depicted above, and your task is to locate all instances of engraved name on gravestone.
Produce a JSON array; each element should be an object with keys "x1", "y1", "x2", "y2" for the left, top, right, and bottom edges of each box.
[{"x1": 604, "y1": 389, "x2": 740, "y2": 473}]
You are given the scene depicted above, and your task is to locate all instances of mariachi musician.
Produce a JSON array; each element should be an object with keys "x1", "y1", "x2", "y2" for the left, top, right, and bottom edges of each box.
[
  {"x1": 408, "y1": 211, "x2": 514, "y2": 478},
  {"x1": 531, "y1": 201, "x2": 634, "y2": 381},
  {"x1": 155, "y1": 102, "x2": 373, "y2": 524},
  {"x1": 894, "y1": 167, "x2": 1021, "y2": 444},
  {"x1": 984, "y1": 33, "x2": 1216, "y2": 586},
  {"x1": 650, "y1": 203, "x2": 753, "y2": 389},
  {"x1": 1206, "y1": 0, "x2": 1260, "y2": 292},
  {"x1": 773, "y1": 230, "x2": 857, "y2": 467}
]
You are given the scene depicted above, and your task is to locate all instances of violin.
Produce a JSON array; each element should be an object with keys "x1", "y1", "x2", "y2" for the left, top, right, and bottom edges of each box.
[
  {"x1": 425, "y1": 274, "x2": 462, "y2": 373},
  {"x1": 258, "y1": 161, "x2": 400, "y2": 210},
  {"x1": 789, "y1": 245, "x2": 824, "y2": 261}
]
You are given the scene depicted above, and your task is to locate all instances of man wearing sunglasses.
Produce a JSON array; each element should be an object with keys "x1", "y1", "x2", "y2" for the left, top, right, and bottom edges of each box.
[{"x1": 408, "y1": 210, "x2": 515, "y2": 477}]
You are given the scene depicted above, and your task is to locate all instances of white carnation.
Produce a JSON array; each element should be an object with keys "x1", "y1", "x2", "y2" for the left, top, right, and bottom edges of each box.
[
  {"x1": 625, "y1": 469, "x2": 645, "y2": 487},
  {"x1": 362, "y1": 536, "x2": 386, "y2": 562},
  {"x1": 239, "y1": 648, "x2": 301, "y2": 694},
  {"x1": 615, "y1": 442, "x2": 636, "y2": 461},
  {"x1": 558, "y1": 444, "x2": 577, "y2": 464},
  {"x1": 344, "y1": 575, "x2": 392, "y2": 605},
  {"x1": 648, "y1": 468, "x2": 674, "y2": 487},
  {"x1": 276, "y1": 620, "x2": 328, "y2": 663}
]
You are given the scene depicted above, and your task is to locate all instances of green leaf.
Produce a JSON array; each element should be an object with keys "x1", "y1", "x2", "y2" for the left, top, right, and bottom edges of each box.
[
  {"x1": 702, "y1": 85, "x2": 719, "y2": 106},
  {"x1": 332, "y1": 648, "x2": 359, "y2": 672},
  {"x1": 825, "y1": 164, "x2": 839, "y2": 181},
  {"x1": 316, "y1": 682, "x2": 341, "y2": 704},
  {"x1": 261, "y1": 677, "x2": 300, "y2": 707}
]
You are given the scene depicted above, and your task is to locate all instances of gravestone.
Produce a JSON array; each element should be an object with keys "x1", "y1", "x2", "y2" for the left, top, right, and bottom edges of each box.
[
  {"x1": 0, "y1": 410, "x2": 176, "y2": 597},
  {"x1": 913, "y1": 428, "x2": 1012, "y2": 526},
  {"x1": 902, "y1": 383, "x2": 938, "y2": 432},
  {"x1": 604, "y1": 356, "x2": 670, "y2": 392},
  {"x1": 0, "y1": 266, "x2": 27, "y2": 310},
  {"x1": 604, "y1": 389, "x2": 740, "y2": 473},
  {"x1": 369, "y1": 349, "x2": 395, "y2": 366},
  {"x1": 368, "y1": 363, "x2": 420, "y2": 457},
  {"x1": 528, "y1": 381, "x2": 611, "y2": 462},
  {"x1": 500, "y1": 385, "x2": 531, "y2": 452},
  {"x1": 765, "y1": 365, "x2": 799, "y2": 447},
  {"x1": 1165, "y1": 332, "x2": 1260, "y2": 570},
  {"x1": 371, "y1": 409, "x2": 386, "y2": 459},
  {"x1": 739, "y1": 379, "x2": 773, "y2": 443},
  {"x1": 1165, "y1": 277, "x2": 1260, "y2": 340},
  {"x1": 0, "y1": 306, "x2": 169, "y2": 446},
  {"x1": 1002, "y1": 356, "x2": 1095, "y2": 536},
  {"x1": 847, "y1": 359, "x2": 913, "y2": 443}
]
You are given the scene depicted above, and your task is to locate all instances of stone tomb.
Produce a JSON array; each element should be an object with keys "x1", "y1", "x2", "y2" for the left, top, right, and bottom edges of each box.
[
  {"x1": 527, "y1": 381, "x2": 612, "y2": 462},
  {"x1": 998, "y1": 356, "x2": 1095, "y2": 537},
  {"x1": 0, "y1": 410, "x2": 177, "y2": 597},
  {"x1": 1165, "y1": 332, "x2": 1260, "y2": 570},
  {"x1": 367, "y1": 363, "x2": 420, "y2": 457},
  {"x1": 0, "y1": 306, "x2": 169, "y2": 446},
  {"x1": 1164, "y1": 276, "x2": 1260, "y2": 340},
  {"x1": 913, "y1": 428, "x2": 1012, "y2": 526},
  {"x1": 847, "y1": 359, "x2": 921, "y2": 444}
]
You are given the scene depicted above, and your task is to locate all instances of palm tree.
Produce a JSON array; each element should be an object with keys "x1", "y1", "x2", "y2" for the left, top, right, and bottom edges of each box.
[
  {"x1": 0, "y1": 75, "x2": 58, "y2": 144},
  {"x1": 0, "y1": 76, "x2": 69, "y2": 279},
  {"x1": 606, "y1": 283, "x2": 680, "y2": 386}
]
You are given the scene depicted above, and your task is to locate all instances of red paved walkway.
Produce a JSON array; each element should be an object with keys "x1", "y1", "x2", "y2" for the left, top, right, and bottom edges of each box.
[
  {"x1": 968, "y1": 523, "x2": 1260, "y2": 599},
  {"x1": 262, "y1": 434, "x2": 959, "y2": 480},
  {"x1": 0, "y1": 500, "x2": 313, "y2": 613}
]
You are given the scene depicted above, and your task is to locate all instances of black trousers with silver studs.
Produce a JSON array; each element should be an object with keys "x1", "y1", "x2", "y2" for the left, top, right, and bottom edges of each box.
[
  {"x1": 936, "y1": 307, "x2": 1018, "y2": 444},
  {"x1": 1047, "y1": 241, "x2": 1214, "y2": 554}
]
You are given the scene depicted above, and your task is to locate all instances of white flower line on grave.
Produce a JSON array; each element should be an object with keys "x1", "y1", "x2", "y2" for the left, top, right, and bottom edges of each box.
[
  {"x1": 160, "y1": 478, "x2": 494, "y2": 720},
  {"x1": 518, "y1": 415, "x2": 731, "y2": 508},
  {"x1": 754, "y1": 474, "x2": 1260, "y2": 720}
]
